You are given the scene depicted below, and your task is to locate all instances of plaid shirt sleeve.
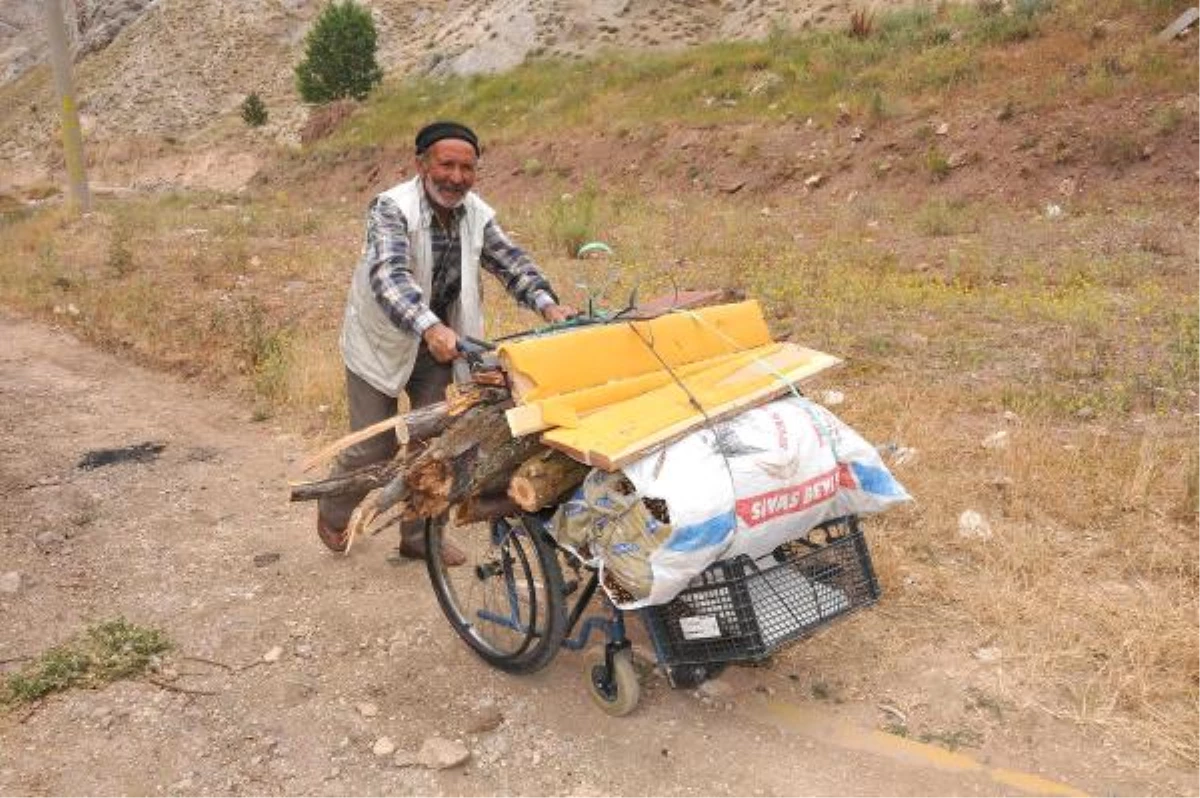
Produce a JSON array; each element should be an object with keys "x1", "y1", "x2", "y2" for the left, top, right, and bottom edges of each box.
[
  {"x1": 481, "y1": 218, "x2": 558, "y2": 313},
  {"x1": 365, "y1": 196, "x2": 441, "y2": 336}
]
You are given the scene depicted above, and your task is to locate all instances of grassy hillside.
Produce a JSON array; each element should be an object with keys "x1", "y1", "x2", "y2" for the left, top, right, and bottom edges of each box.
[
  {"x1": 1, "y1": 0, "x2": 1197, "y2": 789},
  {"x1": 320, "y1": 0, "x2": 1192, "y2": 145}
]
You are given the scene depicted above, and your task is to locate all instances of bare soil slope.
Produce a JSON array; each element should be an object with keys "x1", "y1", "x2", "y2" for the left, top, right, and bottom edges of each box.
[{"x1": 0, "y1": 0, "x2": 914, "y2": 191}]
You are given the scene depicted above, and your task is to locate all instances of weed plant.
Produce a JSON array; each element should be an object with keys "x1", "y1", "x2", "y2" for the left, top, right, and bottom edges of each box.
[
  {"x1": 544, "y1": 185, "x2": 603, "y2": 257},
  {"x1": 3, "y1": 619, "x2": 171, "y2": 705}
]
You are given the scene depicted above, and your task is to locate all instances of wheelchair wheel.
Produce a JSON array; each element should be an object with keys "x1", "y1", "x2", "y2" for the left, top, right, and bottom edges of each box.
[
  {"x1": 425, "y1": 514, "x2": 567, "y2": 673},
  {"x1": 585, "y1": 647, "x2": 640, "y2": 716}
]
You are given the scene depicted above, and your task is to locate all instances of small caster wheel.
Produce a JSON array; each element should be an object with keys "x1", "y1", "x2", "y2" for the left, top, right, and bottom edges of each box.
[{"x1": 585, "y1": 648, "x2": 640, "y2": 716}]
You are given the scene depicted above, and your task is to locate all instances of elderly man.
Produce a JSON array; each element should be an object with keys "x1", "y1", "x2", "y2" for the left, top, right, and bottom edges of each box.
[{"x1": 317, "y1": 121, "x2": 575, "y2": 562}]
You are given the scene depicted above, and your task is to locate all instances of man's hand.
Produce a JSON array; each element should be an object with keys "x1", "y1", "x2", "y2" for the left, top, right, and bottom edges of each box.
[
  {"x1": 542, "y1": 303, "x2": 578, "y2": 324},
  {"x1": 422, "y1": 322, "x2": 459, "y2": 363}
]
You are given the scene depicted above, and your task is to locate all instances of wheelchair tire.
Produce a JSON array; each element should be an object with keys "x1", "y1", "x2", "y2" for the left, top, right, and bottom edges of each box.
[
  {"x1": 425, "y1": 514, "x2": 568, "y2": 674},
  {"x1": 585, "y1": 648, "x2": 640, "y2": 716}
]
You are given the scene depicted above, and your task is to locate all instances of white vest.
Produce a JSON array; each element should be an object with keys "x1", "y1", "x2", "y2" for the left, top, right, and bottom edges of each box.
[{"x1": 339, "y1": 177, "x2": 494, "y2": 396}]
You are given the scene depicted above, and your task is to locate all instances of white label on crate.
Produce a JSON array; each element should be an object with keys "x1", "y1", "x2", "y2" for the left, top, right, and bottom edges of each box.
[{"x1": 678, "y1": 615, "x2": 721, "y2": 640}]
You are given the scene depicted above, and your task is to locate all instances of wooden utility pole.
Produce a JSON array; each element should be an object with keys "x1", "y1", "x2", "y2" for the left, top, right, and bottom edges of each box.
[{"x1": 43, "y1": 0, "x2": 90, "y2": 213}]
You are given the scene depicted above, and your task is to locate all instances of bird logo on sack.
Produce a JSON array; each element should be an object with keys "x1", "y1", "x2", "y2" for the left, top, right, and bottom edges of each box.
[
  {"x1": 756, "y1": 451, "x2": 801, "y2": 481},
  {"x1": 735, "y1": 464, "x2": 857, "y2": 527},
  {"x1": 706, "y1": 423, "x2": 766, "y2": 458}
]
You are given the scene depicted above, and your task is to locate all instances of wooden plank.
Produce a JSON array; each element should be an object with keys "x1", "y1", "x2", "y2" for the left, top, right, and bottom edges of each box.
[
  {"x1": 505, "y1": 403, "x2": 549, "y2": 437},
  {"x1": 541, "y1": 345, "x2": 842, "y2": 470},
  {"x1": 297, "y1": 414, "x2": 406, "y2": 474},
  {"x1": 1158, "y1": 7, "x2": 1199, "y2": 41},
  {"x1": 621, "y1": 288, "x2": 732, "y2": 319}
]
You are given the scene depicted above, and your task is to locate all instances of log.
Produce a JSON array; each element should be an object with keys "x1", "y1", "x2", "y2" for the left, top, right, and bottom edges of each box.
[
  {"x1": 416, "y1": 400, "x2": 546, "y2": 515},
  {"x1": 454, "y1": 493, "x2": 523, "y2": 525},
  {"x1": 405, "y1": 401, "x2": 461, "y2": 442},
  {"x1": 347, "y1": 401, "x2": 545, "y2": 536},
  {"x1": 288, "y1": 461, "x2": 394, "y2": 502},
  {"x1": 508, "y1": 449, "x2": 590, "y2": 511},
  {"x1": 288, "y1": 387, "x2": 512, "y2": 501},
  {"x1": 294, "y1": 401, "x2": 453, "y2": 475}
]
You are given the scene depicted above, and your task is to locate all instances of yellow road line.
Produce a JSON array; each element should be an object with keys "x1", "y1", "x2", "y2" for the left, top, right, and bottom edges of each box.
[{"x1": 751, "y1": 699, "x2": 1090, "y2": 797}]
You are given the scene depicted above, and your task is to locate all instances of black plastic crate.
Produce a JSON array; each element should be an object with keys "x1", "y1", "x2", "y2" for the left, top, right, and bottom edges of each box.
[{"x1": 642, "y1": 516, "x2": 880, "y2": 669}]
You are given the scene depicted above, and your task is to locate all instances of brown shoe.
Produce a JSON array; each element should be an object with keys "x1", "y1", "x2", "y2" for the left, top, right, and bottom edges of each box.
[
  {"x1": 398, "y1": 533, "x2": 467, "y2": 567},
  {"x1": 316, "y1": 516, "x2": 348, "y2": 553}
]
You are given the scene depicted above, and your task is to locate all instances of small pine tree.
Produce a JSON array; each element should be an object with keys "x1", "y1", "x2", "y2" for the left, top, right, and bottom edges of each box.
[
  {"x1": 241, "y1": 92, "x2": 268, "y2": 127},
  {"x1": 295, "y1": 1, "x2": 383, "y2": 104}
]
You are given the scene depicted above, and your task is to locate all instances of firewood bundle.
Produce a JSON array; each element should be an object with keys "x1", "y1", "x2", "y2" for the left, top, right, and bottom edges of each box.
[
  {"x1": 287, "y1": 292, "x2": 831, "y2": 553},
  {"x1": 288, "y1": 385, "x2": 590, "y2": 549}
]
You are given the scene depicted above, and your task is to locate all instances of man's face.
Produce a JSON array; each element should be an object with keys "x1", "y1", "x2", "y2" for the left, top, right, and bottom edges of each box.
[{"x1": 417, "y1": 139, "x2": 478, "y2": 209}]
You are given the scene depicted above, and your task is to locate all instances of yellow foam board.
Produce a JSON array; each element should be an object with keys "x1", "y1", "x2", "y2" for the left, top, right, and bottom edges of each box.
[
  {"x1": 542, "y1": 344, "x2": 842, "y2": 470},
  {"x1": 504, "y1": 347, "x2": 770, "y2": 436},
  {"x1": 498, "y1": 300, "x2": 772, "y2": 403},
  {"x1": 497, "y1": 300, "x2": 841, "y2": 469}
]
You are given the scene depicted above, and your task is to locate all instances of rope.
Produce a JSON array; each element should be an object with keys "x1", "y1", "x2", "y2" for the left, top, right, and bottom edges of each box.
[
  {"x1": 575, "y1": 300, "x2": 846, "y2": 587},
  {"x1": 625, "y1": 321, "x2": 740, "y2": 503},
  {"x1": 664, "y1": 307, "x2": 842, "y2": 461}
]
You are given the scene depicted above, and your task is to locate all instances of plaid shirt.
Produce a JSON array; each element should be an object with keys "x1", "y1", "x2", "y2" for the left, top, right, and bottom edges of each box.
[{"x1": 364, "y1": 192, "x2": 557, "y2": 336}]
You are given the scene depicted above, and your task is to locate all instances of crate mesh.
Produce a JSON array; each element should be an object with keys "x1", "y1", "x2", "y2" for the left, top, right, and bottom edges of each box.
[{"x1": 643, "y1": 517, "x2": 879, "y2": 666}]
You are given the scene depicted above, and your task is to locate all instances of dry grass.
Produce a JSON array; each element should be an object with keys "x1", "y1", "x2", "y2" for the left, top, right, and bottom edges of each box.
[
  {"x1": 3, "y1": 184, "x2": 1195, "y2": 788},
  {"x1": 0, "y1": 194, "x2": 356, "y2": 428},
  {"x1": 848, "y1": 8, "x2": 876, "y2": 40},
  {"x1": 841, "y1": 383, "x2": 1198, "y2": 753},
  {"x1": 0, "y1": 0, "x2": 1195, "y2": 785},
  {"x1": 510, "y1": 188, "x2": 1198, "y2": 776}
]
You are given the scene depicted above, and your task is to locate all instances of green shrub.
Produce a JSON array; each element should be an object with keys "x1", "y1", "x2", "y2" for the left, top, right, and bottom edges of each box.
[
  {"x1": 1152, "y1": 105, "x2": 1183, "y2": 135},
  {"x1": 547, "y1": 187, "x2": 600, "y2": 257},
  {"x1": 1169, "y1": 310, "x2": 1199, "y2": 387},
  {"x1": 4, "y1": 619, "x2": 171, "y2": 705},
  {"x1": 974, "y1": 0, "x2": 1049, "y2": 43},
  {"x1": 915, "y1": 198, "x2": 978, "y2": 236},
  {"x1": 868, "y1": 90, "x2": 886, "y2": 123},
  {"x1": 295, "y1": 1, "x2": 383, "y2": 104},
  {"x1": 241, "y1": 92, "x2": 268, "y2": 127},
  {"x1": 1096, "y1": 132, "x2": 1143, "y2": 166},
  {"x1": 107, "y1": 218, "x2": 135, "y2": 276},
  {"x1": 925, "y1": 147, "x2": 952, "y2": 181}
]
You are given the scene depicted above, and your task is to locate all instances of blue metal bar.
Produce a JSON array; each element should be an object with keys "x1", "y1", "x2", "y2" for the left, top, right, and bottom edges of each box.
[
  {"x1": 475, "y1": 608, "x2": 528, "y2": 634},
  {"x1": 561, "y1": 616, "x2": 612, "y2": 651},
  {"x1": 501, "y1": 548, "x2": 522, "y2": 626},
  {"x1": 610, "y1": 607, "x2": 627, "y2": 645},
  {"x1": 467, "y1": 517, "x2": 529, "y2": 635},
  {"x1": 475, "y1": 546, "x2": 529, "y2": 633},
  {"x1": 565, "y1": 571, "x2": 600, "y2": 633},
  {"x1": 562, "y1": 602, "x2": 630, "y2": 651},
  {"x1": 639, "y1": 607, "x2": 674, "y2": 667}
]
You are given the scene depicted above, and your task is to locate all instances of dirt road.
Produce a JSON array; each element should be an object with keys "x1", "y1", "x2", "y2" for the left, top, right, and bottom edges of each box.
[{"x1": 0, "y1": 314, "x2": 1092, "y2": 797}]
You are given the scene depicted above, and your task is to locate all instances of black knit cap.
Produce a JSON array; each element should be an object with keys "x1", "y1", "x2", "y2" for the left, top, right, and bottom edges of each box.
[{"x1": 415, "y1": 121, "x2": 480, "y2": 156}]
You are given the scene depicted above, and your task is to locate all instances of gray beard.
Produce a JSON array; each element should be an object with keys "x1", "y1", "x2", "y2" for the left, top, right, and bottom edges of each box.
[{"x1": 424, "y1": 176, "x2": 466, "y2": 209}]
